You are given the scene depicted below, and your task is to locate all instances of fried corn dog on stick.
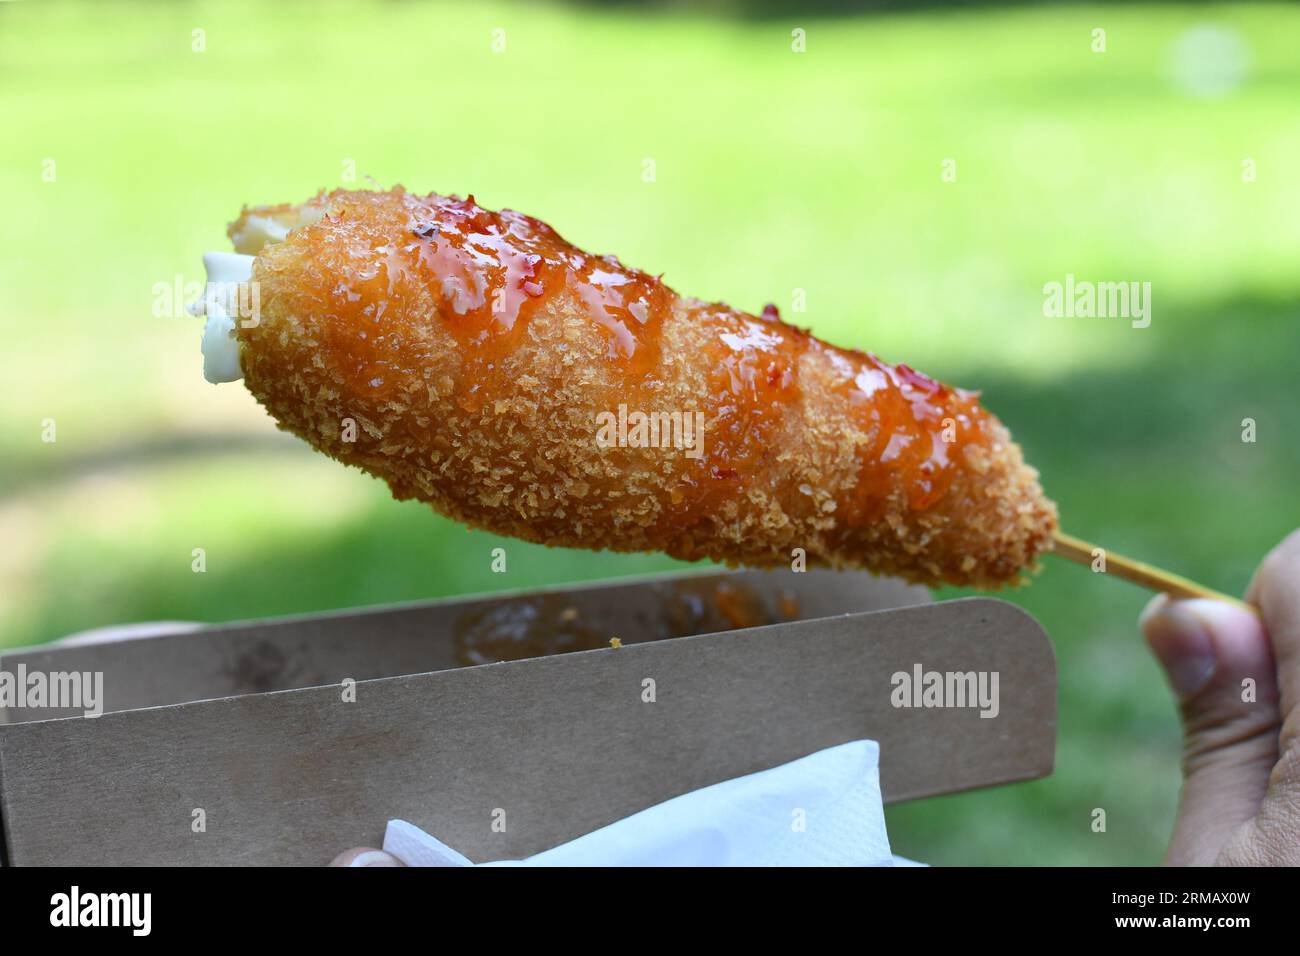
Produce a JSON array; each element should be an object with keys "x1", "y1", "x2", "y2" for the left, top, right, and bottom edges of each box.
[{"x1": 192, "y1": 188, "x2": 1057, "y2": 587}]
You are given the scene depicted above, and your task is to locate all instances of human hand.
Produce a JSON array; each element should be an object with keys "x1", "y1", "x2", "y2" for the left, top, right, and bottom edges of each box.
[
  {"x1": 1141, "y1": 529, "x2": 1300, "y2": 865},
  {"x1": 329, "y1": 848, "x2": 405, "y2": 867}
]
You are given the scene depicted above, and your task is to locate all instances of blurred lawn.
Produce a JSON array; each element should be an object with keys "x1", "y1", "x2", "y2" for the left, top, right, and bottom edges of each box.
[{"x1": 2, "y1": 0, "x2": 1298, "y2": 865}]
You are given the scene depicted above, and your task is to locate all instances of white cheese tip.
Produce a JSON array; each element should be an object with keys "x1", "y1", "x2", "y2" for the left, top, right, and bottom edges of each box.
[{"x1": 189, "y1": 252, "x2": 254, "y2": 384}]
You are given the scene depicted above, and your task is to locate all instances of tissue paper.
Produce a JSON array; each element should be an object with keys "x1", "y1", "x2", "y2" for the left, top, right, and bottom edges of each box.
[{"x1": 382, "y1": 739, "x2": 906, "y2": 866}]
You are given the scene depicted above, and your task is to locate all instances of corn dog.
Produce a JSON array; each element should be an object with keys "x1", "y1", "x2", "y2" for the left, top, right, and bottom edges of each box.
[{"x1": 190, "y1": 188, "x2": 1057, "y2": 587}]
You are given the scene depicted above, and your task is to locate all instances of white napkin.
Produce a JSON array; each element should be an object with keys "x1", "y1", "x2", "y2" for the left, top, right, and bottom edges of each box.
[{"x1": 382, "y1": 739, "x2": 916, "y2": 866}]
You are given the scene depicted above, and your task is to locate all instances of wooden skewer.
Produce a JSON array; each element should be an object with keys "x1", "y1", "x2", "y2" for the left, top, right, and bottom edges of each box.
[{"x1": 1051, "y1": 530, "x2": 1256, "y2": 614}]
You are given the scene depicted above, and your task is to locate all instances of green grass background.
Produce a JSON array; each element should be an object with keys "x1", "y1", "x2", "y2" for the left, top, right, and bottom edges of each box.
[{"x1": 1, "y1": 0, "x2": 1297, "y2": 865}]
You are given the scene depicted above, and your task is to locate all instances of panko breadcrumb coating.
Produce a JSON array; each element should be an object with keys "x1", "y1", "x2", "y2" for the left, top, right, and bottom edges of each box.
[{"x1": 218, "y1": 188, "x2": 1057, "y2": 588}]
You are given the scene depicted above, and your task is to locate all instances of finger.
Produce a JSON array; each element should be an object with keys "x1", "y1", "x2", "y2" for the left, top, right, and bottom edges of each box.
[
  {"x1": 328, "y1": 847, "x2": 405, "y2": 867},
  {"x1": 1141, "y1": 595, "x2": 1280, "y2": 865},
  {"x1": 1241, "y1": 529, "x2": 1300, "y2": 863},
  {"x1": 50, "y1": 621, "x2": 204, "y2": 647},
  {"x1": 1246, "y1": 528, "x2": 1300, "y2": 750}
]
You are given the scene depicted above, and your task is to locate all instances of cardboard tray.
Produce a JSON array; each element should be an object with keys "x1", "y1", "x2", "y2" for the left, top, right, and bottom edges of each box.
[{"x1": 0, "y1": 567, "x2": 1055, "y2": 865}]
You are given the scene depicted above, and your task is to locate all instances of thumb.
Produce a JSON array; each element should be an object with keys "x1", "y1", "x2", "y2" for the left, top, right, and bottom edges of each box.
[
  {"x1": 1140, "y1": 596, "x2": 1280, "y2": 865},
  {"x1": 328, "y1": 847, "x2": 405, "y2": 867}
]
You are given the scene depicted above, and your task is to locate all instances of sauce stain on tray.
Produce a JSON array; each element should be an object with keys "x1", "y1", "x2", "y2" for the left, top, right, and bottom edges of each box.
[{"x1": 454, "y1": 578, "x2": 802, "y2": 666}]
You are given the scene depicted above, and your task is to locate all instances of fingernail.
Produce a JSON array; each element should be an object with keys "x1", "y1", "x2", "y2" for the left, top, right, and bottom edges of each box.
[
  {"x1": 1178, "y1": 598, "x2": 1260, "y2": 645},
  {"x1": 1142, "y1": 599, "x2": 1217, "y2": 696},
  {"x1": 347, "y1": 850, "x2": 400, "y2": 867},
  {"x1": 1138, "y1": 594, "x2": 1169, "y2": 631}
]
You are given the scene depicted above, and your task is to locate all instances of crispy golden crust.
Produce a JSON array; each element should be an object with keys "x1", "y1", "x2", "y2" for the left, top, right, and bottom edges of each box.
[{"x1": 231, "y1": 189, "x2": 1057, "y2": 587}]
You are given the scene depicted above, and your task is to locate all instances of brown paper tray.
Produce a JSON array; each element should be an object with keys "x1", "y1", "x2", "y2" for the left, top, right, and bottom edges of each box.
[{"x1": 0, "y1": 567, "x2": 1054, "y2": 865}]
